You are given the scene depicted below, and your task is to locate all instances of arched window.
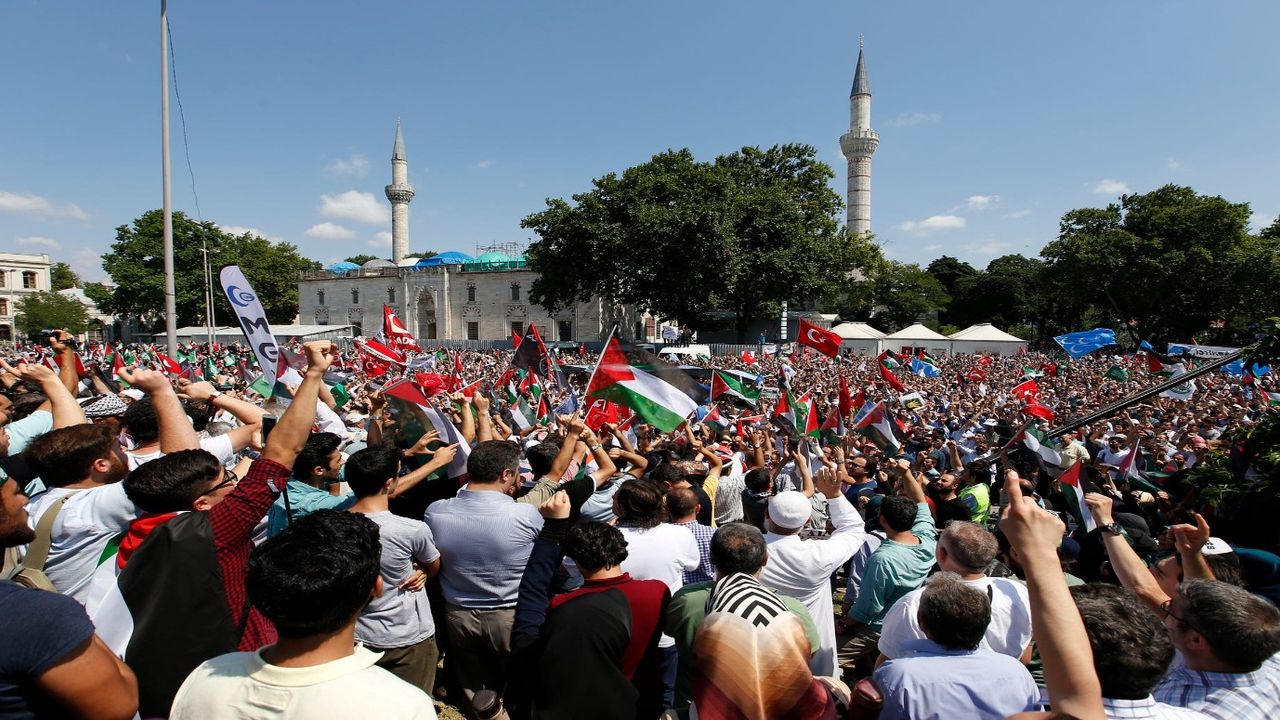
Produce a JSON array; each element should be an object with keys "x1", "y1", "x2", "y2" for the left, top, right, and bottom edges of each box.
[
  {"x1": 510, "y1": 282, "x2": 520, "y2": 302},
  {"x1": 351, "y1": 288, "x2": 360, "y2": 304},
  {"x1": 388, "y1": 287, "x2": 396, "y2": 303},
  {"x1": 467, "y1": 284, "x2": 476, "y2": 303},
  {"x1": 317, "y1": 290, "x2": 325, "y2": 305}
]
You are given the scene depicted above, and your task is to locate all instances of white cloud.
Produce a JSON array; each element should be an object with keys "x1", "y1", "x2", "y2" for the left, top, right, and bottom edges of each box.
[
  {"x1": 886, "y1": 111, "x2": 941, "y2": 128},
  {"x1": 965, "y1": 195, "x2": 999, "y2": 210},
  {"x1": 16, "y1": 236, "x2": 61, "y2": 250},
  {"x1": 966, "y1": 240, "x2": 1015, "y2": 257},
  {"x1": 68, "y1": 247, "x2": 108, "y2": 282},
  {"x1": 323, "y1": 154, "x2": 369, "y2": 177},
  {"x1": 1092, "y1": 179, "x2": 1131, "y2": 195},
  {"x1": 924, "y1": 243, "x2": 943, "y2": 252},
  {"x1": 0, "y1": 191, "x2": 89, "y2": 221},
  {"x1": 897, "y1": 215, "x2": 966, "y2": 233},
  {"x1": 1166, "y1": 157, "x2": 1182, "y2": 170},
  {"x1": 218, "y1": 225, "x2": 282, "y2": 243},
  {"x1": 304, "y1": 222, "x2": 356, "y2": 240},
  {"x1": 476, "y1": 159, "x2": 494, "y2": 169},
  {"x1": 1251, "y1": 212, "x2": 1275, "y2": 232},
  {"x1": 320, "y1": 190, "x2": 390, "y2": 226},
  {"x1": 368, "y1": 231, "x2": 393, "y2": 248},
  {"x1": 1005, "y1": 209, "x2": 1032, "y2": 218}
]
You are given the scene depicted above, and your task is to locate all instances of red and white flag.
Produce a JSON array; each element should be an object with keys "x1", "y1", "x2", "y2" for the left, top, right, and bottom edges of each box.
[
  {"x1": 1012, "y1": 379, "x2": 1041, "y2": 402},
  {"x1": 355, "y1": 338, "x2": 406, "y2": 367},
  {"x1": 796, "y1": 319, "x2": 841, "y2": 358},
  {"x1": 382, "y1": 304, "x2": 421, "y2": 353}
]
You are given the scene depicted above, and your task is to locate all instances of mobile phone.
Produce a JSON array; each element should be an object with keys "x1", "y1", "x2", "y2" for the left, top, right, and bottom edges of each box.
[{"x1": 261, "y1": 416, "x2": 278, "y2": 443}]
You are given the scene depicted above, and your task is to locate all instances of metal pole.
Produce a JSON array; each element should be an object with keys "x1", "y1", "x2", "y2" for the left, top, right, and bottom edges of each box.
[
  {"x1": 1046, "y1": 350, "x2": 1245, "y2": 439},
  {"x1": 202, "y1": 239, "x2": 214, "y2": 347},
  {"x1": 161, "y1": 0, "x2": 178, "y2": 356}
]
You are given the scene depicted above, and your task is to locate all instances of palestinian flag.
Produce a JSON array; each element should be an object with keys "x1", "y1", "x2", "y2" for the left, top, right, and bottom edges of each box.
[
  {"x1": 795, "y1": 392, "x2": 819, "y2": 438},
  {"x1": 1020, "y1": 426, "x2": 1063, "y2": 472},
  {"x1": 711, "y1": 370, "x2": 761, "y2": 405},
  {"x1": 698, "y1": 405, "x2": 729, "y2": 430},
  {"x1": 585, "y1": 335, "x2": 698, "y2": 433},
  {"x1": 1057, "y1": 461, "x2": 1096, "y2": 534},
  {"x1": 853, "y1": 401, "x2": 901, "y2": 456},
  {"x1": 1265, "y1": 392, "x2": 1280, "y2": 407},
  {"x1": 876, "y1": 350, "x2": 902, "y2": 370},
  {"x1": 771, "y1": 392, "x2": 798, "y2": 436},
  {"x1": 878, "y1": 359, "x2": 905, "y2": 392}
]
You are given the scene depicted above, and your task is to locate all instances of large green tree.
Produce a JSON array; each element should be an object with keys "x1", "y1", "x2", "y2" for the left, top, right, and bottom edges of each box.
[
  {"x1": 926, "y1": 255, "x2": 977, "y2": 326},
  {"x1": 948, "y1": 254, "x2": 1044, "y2": 330},
  {"x1": 344, "y1": 254, "x2": 380, "y2": 265},
  {"x1": 101, "y1": 210, "x2": 321, "y2": 327},
  {"x1": 1041, "y1": 185, "x2": 1280, "y2": 342},
  {"x1": 14, "y1": 291, "x2": 90, "y2": 336},
  {"x1": 867, "y1": 261, "x2": 950, "y2": 331},
  {"x1": 522, "y1": 145, "x2": 875, "y2": 340},
  {"x1": 50, "y1": 262, "x2": 80, "y2": 291}
]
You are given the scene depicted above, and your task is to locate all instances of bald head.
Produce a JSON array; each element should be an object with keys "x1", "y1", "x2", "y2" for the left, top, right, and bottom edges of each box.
[
  {"x1": 939, "y1": 521, "x2": 998, "y2": 574},
  {"x1": 666, "y1": 486, "x2": 700, "y2": 522}
]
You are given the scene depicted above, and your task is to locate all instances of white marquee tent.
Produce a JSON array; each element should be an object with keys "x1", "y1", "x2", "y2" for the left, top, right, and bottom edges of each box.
[
  {"x1": 882, "y1": 323, "x2": 951, "y2": 356},
  {"x1": 947, "y1": 323, "x2": 1028, "y2": 356},
  {"x1": 830, "y1": 322, "x2": 885, "y2": 355}
]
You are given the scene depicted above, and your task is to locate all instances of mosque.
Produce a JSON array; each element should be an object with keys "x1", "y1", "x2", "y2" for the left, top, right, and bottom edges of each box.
[{"x1": 296, "y1": 42, "x2": 876, "y2": 344}]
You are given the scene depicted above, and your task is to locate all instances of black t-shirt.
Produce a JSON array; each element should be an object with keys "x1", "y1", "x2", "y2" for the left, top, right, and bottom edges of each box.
[
  {"x1": 0, "y1": 581, "x2": 94, "y2": 719},
  {"x1": 690, "y1": 484, "x2": 713, "y2": 526}
]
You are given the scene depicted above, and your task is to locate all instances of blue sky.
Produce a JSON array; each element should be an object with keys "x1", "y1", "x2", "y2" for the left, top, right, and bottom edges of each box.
[{"x1": 2, "y1": 1, "x2": 1277, "y2": 282}]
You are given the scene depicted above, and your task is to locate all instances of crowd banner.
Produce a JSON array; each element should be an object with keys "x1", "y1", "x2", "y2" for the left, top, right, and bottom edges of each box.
[
  {"x1": 219, "y1": 266, "x2": 281, "y2": 388},
  {"x1": 1166, "y1": 343, "x2": 1240, "y2": 359}
]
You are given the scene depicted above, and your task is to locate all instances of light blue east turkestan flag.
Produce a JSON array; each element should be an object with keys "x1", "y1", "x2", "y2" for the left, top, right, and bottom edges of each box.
[
  {"x1": 1054, "y1": 328, "x2": 1117, "y2": 359},
  {"x1": 910, "y1": 356, "x2": 941, "y2": 378}
]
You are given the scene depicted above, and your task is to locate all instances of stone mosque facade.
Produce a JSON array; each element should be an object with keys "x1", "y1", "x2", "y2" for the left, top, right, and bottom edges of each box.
[{"x1": 298, "y1": 42, "x2": 872, "y2": 344}]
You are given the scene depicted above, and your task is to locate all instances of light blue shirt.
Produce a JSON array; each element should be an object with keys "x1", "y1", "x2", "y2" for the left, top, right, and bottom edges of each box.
[
  {"x1": 266, "y1": 478, "x2": 355, "y2": 537},
  {"x1": 1153, "y1": 654, "x2": 1280, "y2": 720},
  {"x1": 2, "y1": 410, "x2": 53, "y2": 484},
  {"x1": 874, "y1": 638, "x2": 1040, "y2": 720},
  {"x1": 425, "y1": 487, "x2": 543, "y2": 609}
]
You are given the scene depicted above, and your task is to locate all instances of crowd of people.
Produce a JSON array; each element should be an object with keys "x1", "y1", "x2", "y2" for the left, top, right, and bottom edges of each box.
[{"x1": 1, "y1": 329, "x2": 1279, "y2": 719}]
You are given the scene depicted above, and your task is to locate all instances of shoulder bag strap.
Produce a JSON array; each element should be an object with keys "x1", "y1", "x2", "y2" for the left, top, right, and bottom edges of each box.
[{"x1": 23, "y1": 493, "x2": 75, "y2": 572}]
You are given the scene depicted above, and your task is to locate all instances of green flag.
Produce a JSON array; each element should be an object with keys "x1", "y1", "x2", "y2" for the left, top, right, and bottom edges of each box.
[
  {"x1": 1105, "y1": 365, "x2": 1130, "y2": 382},
  {"x1": 331, "y1": 383, "x2": 351, "y2": 408},
  {"x1": 248, "y1": 374, "x2": 272, "y2": 398}
]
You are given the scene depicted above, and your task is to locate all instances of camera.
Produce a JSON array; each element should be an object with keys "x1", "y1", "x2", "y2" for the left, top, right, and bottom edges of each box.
[{"x1": 36, "y1": 329, "x2": 79, "y2": 351}]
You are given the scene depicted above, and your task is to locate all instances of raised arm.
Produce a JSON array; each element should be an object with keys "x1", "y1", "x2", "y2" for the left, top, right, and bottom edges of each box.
[
  {"x1": 261, "y1": 342, "x2": 333, "y2": 468},
  {"x1": 896, "y1": 458, "x2": 927, "y2": 504},
  {"x1": 179, "y1": 379, "x2": 266, "y2": 451},
  {"x1": 50, "y1": 331, "x2": 81, "y2": 395},
  {"x1": 389, "y1": 443, "x2": 460, "y2": 499},
  {"x1": 119, "y1": 367, "x2": 198, "y2": 451},
  {"x1": 1169, "y1": 512, "x2": 1216, "y2": 582},
  {"x1": 1084, "y1": 492, "x2": 1169, "y2": 610},
  {"x1": 580, "y1": 425, "x2": 617, "y2": 487},
  {"x1": 0, "y1": 360, "x2": 86, "y2": 428},
  {"x1": 473, "y1": 391, "x2": 494, "y2": 443},
  {"x1": 452, "y1": 392, "x2": 476, "y2": 445}
]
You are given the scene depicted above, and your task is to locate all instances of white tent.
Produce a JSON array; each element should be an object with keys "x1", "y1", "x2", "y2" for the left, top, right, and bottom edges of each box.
[
  {"x1": 882, "y1": 323, "x2": 951, "y2": 356},
  {"x1": 831, "y1": 321, "x2": 884, "y2": 355},
  {"x1": 948, "y1": 323, "x2": 1027, "y2": 356}
]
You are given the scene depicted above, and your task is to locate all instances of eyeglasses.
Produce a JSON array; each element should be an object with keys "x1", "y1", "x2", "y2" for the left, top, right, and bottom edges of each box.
[
  {"x1": 1159, "y1": 599, "x2": 1202, "y2": 635},
  {"x1": 200, "y1": 468, "x2": 239, "y2": 497}
]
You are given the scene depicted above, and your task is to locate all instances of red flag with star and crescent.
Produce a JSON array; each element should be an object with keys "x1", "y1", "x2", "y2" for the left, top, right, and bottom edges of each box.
[{"x1": 796, "y1": 319, "x2": 841, "y2": 358}]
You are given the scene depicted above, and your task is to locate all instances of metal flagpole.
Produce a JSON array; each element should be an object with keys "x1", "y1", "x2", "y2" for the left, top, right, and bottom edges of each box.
[
  {"x1": 161, "y1": 0, "x2": 178, "y2": 356},
  {"x1": 202, "y1": 238, "x2": 214, "y2": 346}
]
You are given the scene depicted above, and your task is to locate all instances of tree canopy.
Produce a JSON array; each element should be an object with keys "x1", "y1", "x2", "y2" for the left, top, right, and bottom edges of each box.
[
  {"x1": 523, "y1": 144, "x2": 876, "y2": 340},
  {"x1": 14, "y1": 291, "x2": 89, "y2": 336},
  {"x1": 344, "y1": 254, "x2": 380, "y2": 265},
  {"x1": 101, "y1": 210, "x2": 320, "y2": 328},
  {"x1": 50, "y1": 262, "x2": 80, "y2": 291}
]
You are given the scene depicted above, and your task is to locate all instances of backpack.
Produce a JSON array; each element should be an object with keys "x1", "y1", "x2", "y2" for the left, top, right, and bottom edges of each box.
[{"x1": 1, "y1": 493, "x2": 74, "y2": 591}]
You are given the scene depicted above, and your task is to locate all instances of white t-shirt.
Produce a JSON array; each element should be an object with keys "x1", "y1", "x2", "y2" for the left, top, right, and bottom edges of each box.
[
  {"x1": 877, "y1": 575, "x2": 1033, "y2": 660},
  {"x1": 24, "y1": 482, "x2": 138, "y2": 604},
  {"x1": 171, "y1": 646, "x2": 436, "y2": 719},
  {"x1": 126, "y1": 433, "x2": 235, "y2": 471},
  {"x1": 618, "y1": 523, "x2": 699, "y2": 648}
]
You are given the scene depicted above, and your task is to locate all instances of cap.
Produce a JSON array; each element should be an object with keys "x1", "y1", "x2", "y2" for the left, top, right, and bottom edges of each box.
[
  {"x1": 122, "y1": 389, "x2": 145, "y2": 401},
  {"x1": 767, "y1": 491, "x2": 812, "y2": 529},
  {"x1": 1200, "y1": 537, "x2": 1233, "y2": 556}
]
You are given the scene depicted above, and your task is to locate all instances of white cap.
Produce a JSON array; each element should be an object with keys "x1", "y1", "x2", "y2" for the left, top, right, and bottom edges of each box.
[
  {"x1": 1200, "y1": 537, "x2": 1233, "y2": 556},
  {"x1": 767, "y1": 491, "x2": 812, "y2": 530}
]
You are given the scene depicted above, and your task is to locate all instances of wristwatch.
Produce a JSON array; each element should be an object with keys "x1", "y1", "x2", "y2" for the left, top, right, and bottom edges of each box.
[
  {"x1": 1101, "y1": 522, "x2": 1123, "y2": 536},
  {"x1": 208, "y1": 390, "x2": 223, "y2": 400}
]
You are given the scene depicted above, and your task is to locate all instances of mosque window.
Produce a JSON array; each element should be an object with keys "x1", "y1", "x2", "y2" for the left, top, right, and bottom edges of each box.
[
  {"x1": 317, "y1": 290, "x2": 325, "y2": 305},
  {"x1": 466, "y1": 322, "x2": 479, "y2": 341},
  {"x1": 388, "y1": 287, "x2": 396, "y2": 303},
  {"x1": 351, "y1": 288, "x2": 360, "y2": 304},
  {"x1": 510, "y1": 282, "x2": 520, "y2": 302},
  {"x1": 467, "y1": 284, "x2": 476, "y2": 303}
]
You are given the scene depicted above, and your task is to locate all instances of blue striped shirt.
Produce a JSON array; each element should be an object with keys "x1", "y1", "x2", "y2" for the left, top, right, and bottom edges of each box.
[{"x1": 1153, "y1": 654, "x2": 1280, "y2": 720}]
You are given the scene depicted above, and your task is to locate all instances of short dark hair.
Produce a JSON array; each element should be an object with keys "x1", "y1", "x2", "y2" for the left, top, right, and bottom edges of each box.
[
  {"x1": 1071, "y1": 583, "x2": 1173, "y2": 699},
  {"x1": 247, "y1": 510, "x2": 380, "y2": 639},
  {"x1": 743, "y1": 468, "x2": 771, "y2": 494},
  {"x1": 291, "y1": 432, "x2": 342, "y2": 480},
  {"x1": 665, "y1": 486, "x2": 699, "y2": 519},
  {"x1": 614, "y1": 479, "x2": 664, "y2": 529},
  {"x1": 343, "y1": 446, "x2": 401, "y2": 498},
  {"x1": 710, "y1": 523, "x2": 768, "y2": 576},
  {"x1": 650, "y1": 462, "x2": 682, "y2": 486},
  {"x1": 525, "y1": 441, "x2": 560, "y2": 478},
  {"x1": 122, "y1": 398, "x2": 160, "y2": 443},
  {"x1": 467, "y1": 440, "x2": 520, "y2": 484},
  {"x1": 23, "y1": 424, "x2": 115, "y2": 487},
  {"x1": 918, "y1": 573, "x2": 990, "y2": 650},
  {"x1": 939, "y1": 522, "x2": 998, "y2": 573},
  {"x1": 880, "y1": 496, "x2": 919, "y2": 532},
  {"x1": 563, "y1": 521, "x2": 628, "y2": 574},
  {"x1": 123, "y1": 449, "x2": 223, "y2": 512},
  {"x1": 1179, "y1": 579, "x2": 1280, "y2": 671}
]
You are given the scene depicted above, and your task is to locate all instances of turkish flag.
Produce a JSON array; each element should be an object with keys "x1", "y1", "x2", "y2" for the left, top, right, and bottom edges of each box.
[
  {"x1": 977, "y1": 355, "x2": 993, "y2": 367},
  {"x1": 1024, "y1": 403, "x2": 1055, "y2": 421},
  {"x1": 1012, "y1": 379, "x2": 1041, "y2": 402},
  {"x1": 965, "y1": 368, "x2": 987, "y2": 382},
  {"x1": 838, "y1": 375, "x2": 854, "y2": 418},
  {"x1": 797, "y1": 320, "x2": 841, "y2": 358},
  {"x1": 583, "y1": 397, "x2": 621, "y2": 431},
  {"x1": 155, "y1": 352, "x2": 183, "y2": 376}
]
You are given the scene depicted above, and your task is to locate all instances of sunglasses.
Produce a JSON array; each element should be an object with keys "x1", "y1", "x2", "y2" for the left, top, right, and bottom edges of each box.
[{"x1": 200, "y1": 468, "x2": 239, "y2": 497}]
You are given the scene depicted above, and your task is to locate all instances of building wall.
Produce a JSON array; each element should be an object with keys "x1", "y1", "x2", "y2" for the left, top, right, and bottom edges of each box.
[
  {"x1": 0, "y1": 252, "x2": 52, "y2": 343},
  {"x1": 298, "y1": 266, "x2": 641, "y2": 342}
]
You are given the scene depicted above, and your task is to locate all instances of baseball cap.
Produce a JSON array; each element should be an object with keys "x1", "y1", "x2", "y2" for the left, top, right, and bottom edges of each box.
[
  {"x1": 1200, "y1": 537, "x2": 1233, "y2": 556},
  {"x1": 767, "y1": 491, "x2": 812, "y2": 530}
]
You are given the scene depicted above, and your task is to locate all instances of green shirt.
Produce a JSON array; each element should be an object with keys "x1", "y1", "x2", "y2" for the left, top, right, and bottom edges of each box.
[
  {"x1": 666, "y1": 580, "x2": 820, "y2": 710},
  {"x1": 958, "y1": 482, "x2": 991, "y2": 526},
  {"x1": 851, "y1": 503, "x2": 937, "y2": 630}
]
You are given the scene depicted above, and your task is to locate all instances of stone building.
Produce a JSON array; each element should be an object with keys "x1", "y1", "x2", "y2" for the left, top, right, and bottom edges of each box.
[
  {"x1": 298, "y1": 124, "x2": 645, "y2": 343},
  {"x1": 0, "y1": 251, "x2": 51, "y2": 344}
]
